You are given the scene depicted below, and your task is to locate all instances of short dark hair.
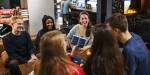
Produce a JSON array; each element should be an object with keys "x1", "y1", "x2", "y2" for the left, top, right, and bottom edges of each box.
[{"x1": 105, "y1": 13, "x2": 128, "y2": 32}]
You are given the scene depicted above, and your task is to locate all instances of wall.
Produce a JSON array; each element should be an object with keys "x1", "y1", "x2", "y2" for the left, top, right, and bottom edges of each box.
[
  {"x1": 27, "y1": 0, "x2": 54, "y2": 34},
  {"x1": 20, "y1": 0, "x2": 28, "y2": 8},
  {"x1": 96, "y1": 0, "x2": 101, "y2": 23},
  {"x1": 106, "y1": 0, "x2": 112, "y2": 19}
]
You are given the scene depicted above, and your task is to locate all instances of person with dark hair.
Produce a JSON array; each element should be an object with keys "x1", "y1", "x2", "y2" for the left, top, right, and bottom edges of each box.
[
  {"x1": 2, "y1": 15, "x2": 37, "y2": 75},
  {"x1": 85, "y1": 24, "x2": 127, "y2": 75},
  {"x1": 67, "y1": 11, "x2": 93, "y2": 47},
  {"x1": 35, "y1": 15, "x2": 56, "y2": 54},
  {"x1": 67, "y1": 11, "x2": 93, "y2": 64},
  {"x1": 34, "y1": 30, "x2": 85, "y2": 75},
  {"x1": 106, "y1": 13, "x2": 150, "y2": 75}
]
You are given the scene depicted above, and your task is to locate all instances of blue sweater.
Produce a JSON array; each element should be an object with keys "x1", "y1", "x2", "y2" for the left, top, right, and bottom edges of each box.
[
  {"x1": 123, "y1": 33, "x2": 150, "y2": 75},
  {"x1": 2, "y1": 31, "x2": 34, "y2": 63}
]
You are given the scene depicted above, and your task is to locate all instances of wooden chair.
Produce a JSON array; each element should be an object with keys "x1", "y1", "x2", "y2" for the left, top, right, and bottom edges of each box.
[
  {"x1": 0, "y1": 60, "x2": 10, "y2": 75},
  {"x1": 19, "y1": 63, "x2": 33, "y2": 75},
  {"x1": 1, "y1": 51, "x2": 33, "y2": 75},
  {"x1": 0, "y1": 51, "x2": 10, "y2": 75},
  {"x1": 1, "y1": 51, "x2": 8, "y2": 64}
]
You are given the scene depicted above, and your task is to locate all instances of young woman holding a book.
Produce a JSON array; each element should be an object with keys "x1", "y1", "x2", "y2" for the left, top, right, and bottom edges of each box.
[
  {"x1": 67, "y1": 11, "x2": 93, "y2": 47},
  {"x1": 67, "y1": 11, "x2": 93, "y2": 64}
]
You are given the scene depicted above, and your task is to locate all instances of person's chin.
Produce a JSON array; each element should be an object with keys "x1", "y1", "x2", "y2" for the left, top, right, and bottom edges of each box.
[
  {"x1": 83, "y1": 24, "x2": 88, "y2": 27},
  {"x1": 16, "y1": 31, "x2": 22, "y2": 36},
  {"x1": 48, "y1": 28, "x2": 52, "y2": 30}
]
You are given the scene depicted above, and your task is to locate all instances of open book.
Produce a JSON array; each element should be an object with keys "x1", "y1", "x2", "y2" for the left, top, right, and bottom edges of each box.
[{"x1": 71, "y1": 35, "x2": 87, "y2": 48}]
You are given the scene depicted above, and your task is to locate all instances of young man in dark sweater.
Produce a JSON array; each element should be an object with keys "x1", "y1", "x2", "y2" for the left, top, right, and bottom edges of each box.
[
  {"x1": 2, "y1": 16, "x2": 37, "y2": 75},
  {"x1": 106, "y1": 13, "x2": 150, "y2": 75}
]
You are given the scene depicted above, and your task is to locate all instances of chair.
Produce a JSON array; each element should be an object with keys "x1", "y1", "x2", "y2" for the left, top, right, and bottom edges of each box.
[
  {"x1": 19, "y1": 63, "x2": 33, "y2": 75},
  {"x1": 0, "y1": 51, "x2": 10, "y2": 75},
  {"x1": 1, "y1": 51, "x2": 33, "y2": 75},
  {"x1": 1, "y1": 51, "x2": 8, "y2": 64}
]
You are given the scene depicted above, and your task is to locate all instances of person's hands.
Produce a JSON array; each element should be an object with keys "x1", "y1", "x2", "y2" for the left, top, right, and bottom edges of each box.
[
  {"x1": 28, "y1": 55, "x2": 39, "y2": 69},
  {"x1": 71, "y1": 45, "x2": 91, "y2": 56},
  {"x1": 28, "y1": 54, "x2": 38, "y2": 64},
  {"x1": 71, "y1": 46, "x2": 81, "y2": 57},
  {"x1": 31, "y1": 54, "x2": 38, "y2": 60},
  {"x1": 81, "y1": 45, "x2": 91, "y2": 51},
  {"x1": 80, "y1": 45, "x2": 92, "y2": 60}
]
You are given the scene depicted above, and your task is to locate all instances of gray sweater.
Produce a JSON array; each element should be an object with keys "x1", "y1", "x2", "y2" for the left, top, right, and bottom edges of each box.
[{"x1": 67, "y1": 24, "x2": 93, "y2": 46}]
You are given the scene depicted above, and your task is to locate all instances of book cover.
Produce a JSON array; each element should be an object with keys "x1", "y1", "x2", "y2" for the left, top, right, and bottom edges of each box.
[{"x1": 71, "y1": 35, "x2": 87, "y2": 48}]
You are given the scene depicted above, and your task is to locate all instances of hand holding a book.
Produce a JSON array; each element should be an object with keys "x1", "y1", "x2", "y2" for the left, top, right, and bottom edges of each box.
[
  {"x1": 71, "y1": 45, "x2": 92, "y2": 58},
  {"x1": 71, "y1": 45, "x2": 81, "y2": 57},
  {"x1": 81, "y1": 45, "x2": 91, "y2": 52}
]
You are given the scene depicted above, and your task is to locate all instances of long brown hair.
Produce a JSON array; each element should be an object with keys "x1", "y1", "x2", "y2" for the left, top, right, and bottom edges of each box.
[
  {"x1": 86, "y1": 24, "x2": 127, "y2": 75},
  {"x1": 39, "y1": 30, "x2": 72, "y2": 75},
  {"x1": 79, "y1": 11, "x2": 92, "y2": 37}
]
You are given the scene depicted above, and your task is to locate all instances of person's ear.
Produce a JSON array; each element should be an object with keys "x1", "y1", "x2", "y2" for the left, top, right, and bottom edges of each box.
[
  {"x1": 11, "y1": 23, "x2": 14, "y2": 27},
  {"x1": 113, "y1": 28, "x2": 120, "y2": 33},
  {"x1": 112, "y1": 28, "x2": 117, "y2": 32}
]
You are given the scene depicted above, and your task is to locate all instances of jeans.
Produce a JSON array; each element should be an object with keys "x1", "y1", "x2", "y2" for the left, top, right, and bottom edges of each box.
[{"x1": 6, "y1": 59, "x2": 22, "y2": 75}]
